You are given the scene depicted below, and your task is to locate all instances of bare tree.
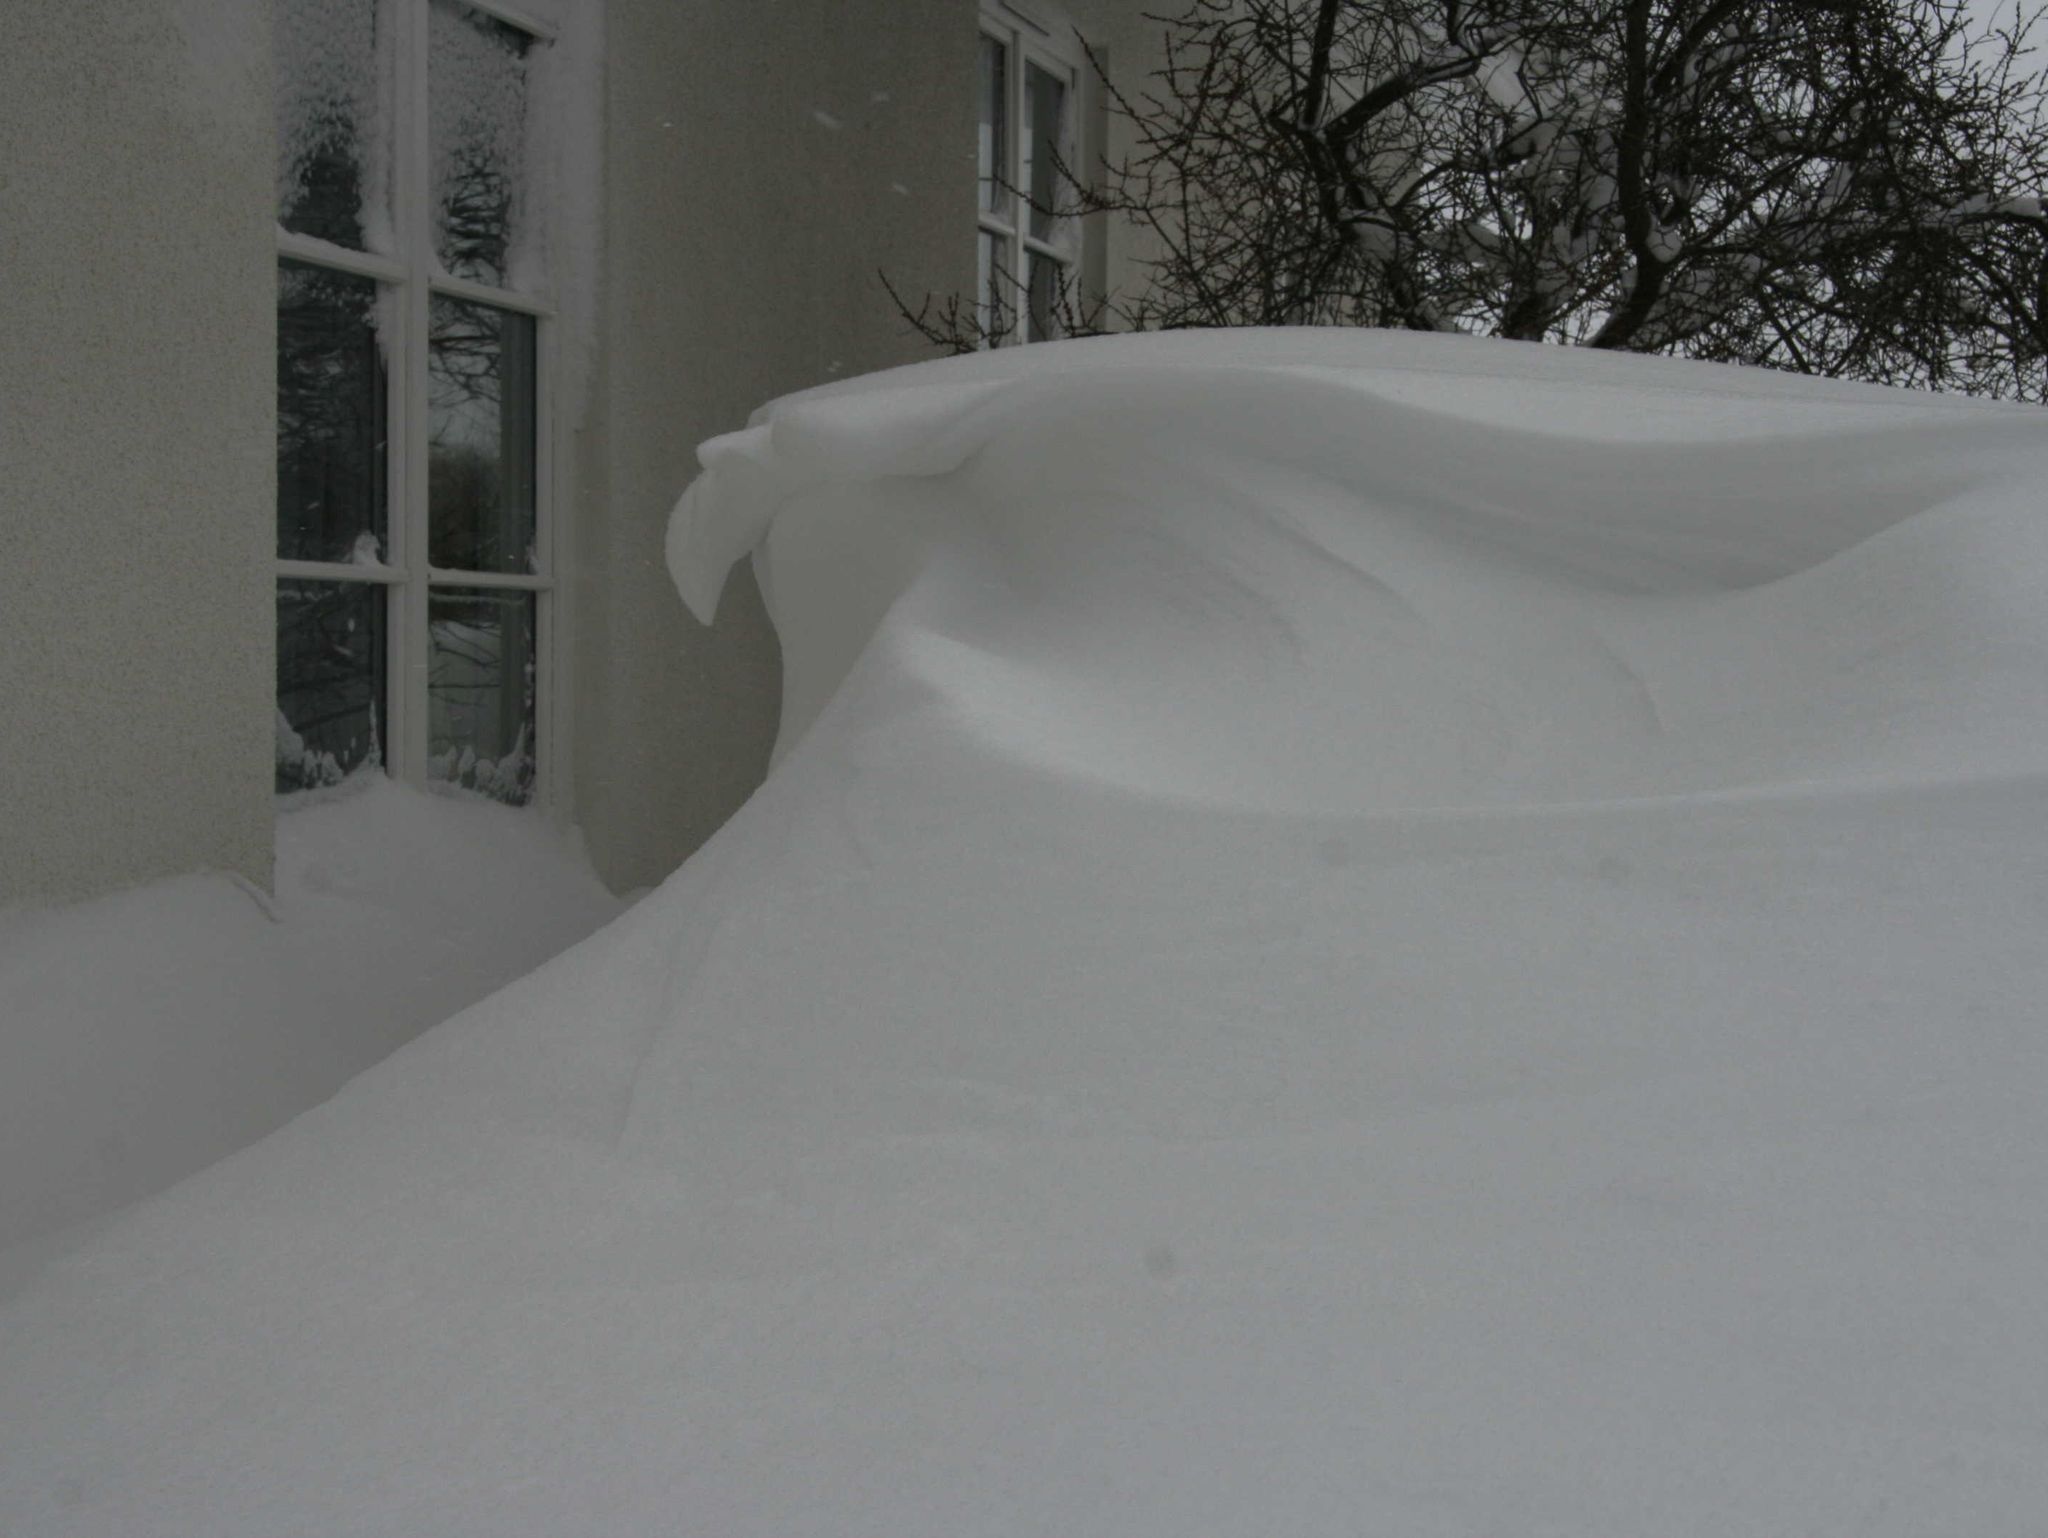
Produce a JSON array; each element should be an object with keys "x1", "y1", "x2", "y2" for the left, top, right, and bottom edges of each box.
[{"x1": 896, "y1": 0, "x2": 2048, "y2": 398}]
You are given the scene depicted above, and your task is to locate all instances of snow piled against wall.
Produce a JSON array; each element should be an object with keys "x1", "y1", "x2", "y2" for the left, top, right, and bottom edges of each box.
[
  {"x1": 0, "y1": 778, "x2": 620, "y2": 1261},
  {"x1": 7, "y1": 331, "x2": 2048, "y2": 1536}
]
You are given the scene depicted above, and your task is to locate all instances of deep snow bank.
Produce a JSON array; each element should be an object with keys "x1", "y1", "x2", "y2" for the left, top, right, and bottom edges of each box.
[
  {"x1": 0, "y1": 778, "x2": 622, "y2": 1258},
  {"x1": 5, "y1": 332, "x2": 2048, "y2": 1538}
]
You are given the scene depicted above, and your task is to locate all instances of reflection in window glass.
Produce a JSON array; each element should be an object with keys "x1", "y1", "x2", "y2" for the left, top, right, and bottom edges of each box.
[
  {"x1": 429, "y1": 295, "x2": 536, "y2": 573},
  {"x1": 979, "y1": 230, "x2": 1013, "y2": 340},
  {"x1": 276, "y1": 0, "x2": 385, "y2": 249},
  {"x1": 430, "y1": 0, "x2": 532, "y2": 287},
  {"x1": 979, "y1": 34, "x2": 1007, "y2": 216},
  {"x1": 1023, "y1": 63, "x2": 1069, "y2": 242},
  {"x1": 278, "y1": 260, "x2": 389, "y2": 564},
  {"x1": 428, "y1": 588, "x2": 536, "y2": 805},
  {"x1": 1028, "y1": 250, "x2": 1063, "y2": 342},
  {"x1": 277, "y1": 579, "x2": 386, "y2": 792}
]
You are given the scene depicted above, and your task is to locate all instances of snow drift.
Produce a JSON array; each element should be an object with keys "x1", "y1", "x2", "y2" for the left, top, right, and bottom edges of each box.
[
  {"x1": 0, "y1": 778, "x2": 621, "y2": 1258},
  {"x1": 6, "y1": 330, "x2": 2048, "y2": 1536}
]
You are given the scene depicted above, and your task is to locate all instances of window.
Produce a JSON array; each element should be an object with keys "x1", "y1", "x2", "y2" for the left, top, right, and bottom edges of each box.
[
  {"x1": 274, "y1": 0, "x2": 555, "y2": 806},
  {"x1": 977, "y1": 2, "x2": 1082, "y2": 344}
]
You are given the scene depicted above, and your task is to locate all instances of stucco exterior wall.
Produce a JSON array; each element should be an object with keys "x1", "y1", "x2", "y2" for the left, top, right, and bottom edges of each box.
[
  {"x1": 0, "y1": 0, "x2": 275, "y2": 907},
  {"x1": 0, "y1": 0, "x2": 1167, "y2": 908},
  {"x1": 576, "y1": 0, "x2": 1164, "y2": 893},
  {"x1": 576, "y1": 0, "x2": 979, "y2": 893}
]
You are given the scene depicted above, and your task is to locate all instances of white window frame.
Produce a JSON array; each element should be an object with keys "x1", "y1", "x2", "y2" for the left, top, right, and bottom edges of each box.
[
  {"x1": 276, "y1": 0, "x2": 563, "y2": 809},
  {"x1": 978, "y1": 0, "x2": 1086, "y2": 345}
]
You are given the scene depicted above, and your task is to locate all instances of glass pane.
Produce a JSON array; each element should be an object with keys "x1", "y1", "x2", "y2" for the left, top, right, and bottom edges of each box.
[
  {"x1": 276, "y1": 0, "x2": 387, "y2": 249},
  {"x1": 979, "y1": 34, "x2": 1007, "y2": 216},
  {"x1": 430, "y1": 0, "x2": 534, "y2": 288},
  {"x1": 277, "y1": 579, "x2": 386, "y2": 793},
  {"x1": 429, "y1": 588, "x2": 536, "y2": 806},
  {"x1": 277, "y1": 260, "x2": 389, "y2": 564},
  {"x1": 979, "y1": 230, "x2": 1014, "y2": 344},
  {"x1": 1028, "y1": 251, "x2": 1064, "y2": 343},
  {"x1": 1023, "y1": 63, "x2": 1069, "y2": 242},
  {"x1": 429, "y1": 295, "x2": 537, "y2": 573}
]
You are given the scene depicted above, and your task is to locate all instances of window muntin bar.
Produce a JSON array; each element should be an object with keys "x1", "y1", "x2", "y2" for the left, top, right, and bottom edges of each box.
[{"x1": 278, "y1": 558, "x2": 408, "y2": 584}]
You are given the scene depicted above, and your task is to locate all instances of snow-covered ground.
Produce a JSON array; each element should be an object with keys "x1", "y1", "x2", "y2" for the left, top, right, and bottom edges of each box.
[
  {"x1": 0, "y1": 778, "x2": 621, "y2": 1266},
  {"x1": 5, "y1": 330, "x2": 2048, "y2": 1535}
]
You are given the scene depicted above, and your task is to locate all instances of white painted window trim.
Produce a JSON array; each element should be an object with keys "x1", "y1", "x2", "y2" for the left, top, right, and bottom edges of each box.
[
  {"x1": 458, "y1": 0, "x2": 555, "y2": 42},
  {"x1": 277, "y1": 0, "x2": 563, "y2": 811},
  {"x1": 979, "y1": 0, "x2": 1086, "y2": 344}
]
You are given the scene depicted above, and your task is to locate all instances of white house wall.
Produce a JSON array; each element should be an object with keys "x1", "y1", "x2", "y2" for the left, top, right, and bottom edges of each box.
[
  {"x1": 582, "y1": 0, "x2": 996, "y2": 895},
  {"x1": 1, "y1": 0, "x2": 276, "y2": 906},
  {"x1": 579, "y1": 0, "x2": 1163, "y2": 893},
  {"x1": 0, "y1": 0, "x2": 1162, "y2": 909}
]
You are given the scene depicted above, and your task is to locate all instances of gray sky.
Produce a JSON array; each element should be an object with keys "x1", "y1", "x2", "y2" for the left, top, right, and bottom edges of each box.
[{"x1": 1967, "y1": 0, "x2": 2037, "y2": 41}]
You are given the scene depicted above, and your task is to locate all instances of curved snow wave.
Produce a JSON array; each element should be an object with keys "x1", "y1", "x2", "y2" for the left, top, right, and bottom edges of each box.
[{"x1": 673, "y1": 331, "x2": 2048, "y2": 813}]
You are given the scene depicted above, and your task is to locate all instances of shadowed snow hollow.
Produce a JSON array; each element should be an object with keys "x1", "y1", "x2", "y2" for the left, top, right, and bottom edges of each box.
[{"x1": 6, "y1": 331, "x2": 2048, "y2": 1538}]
